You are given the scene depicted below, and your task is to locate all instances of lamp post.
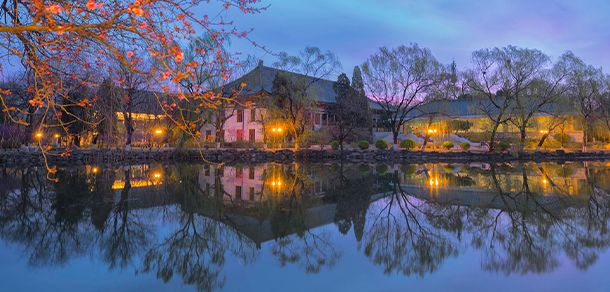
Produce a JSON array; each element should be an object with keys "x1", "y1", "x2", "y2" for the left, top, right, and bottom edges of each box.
[
  {"x1": 427, "y1": 128, "x2": 437, "y2": 150},
  {"x1": 272, "y1": 127, "x2": 283, "y2": 149},
  {"x1": 35, "y1": 132, "x2": 43, "y2": 147},
  {"x1": 154, "y1": 129, "x2": 167, "y2": 148}
]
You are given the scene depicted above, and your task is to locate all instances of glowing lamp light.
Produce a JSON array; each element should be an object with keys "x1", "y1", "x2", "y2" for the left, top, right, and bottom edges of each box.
[
  {"x1": 54, "y1": 134, "x2": 59, "y2": 138},
  {"x1": 153, "y1": 173, "x2": 161, "y2": 178},
  {"x1": 155, "y1": 130, "x2": 163, "y2": 134},
  {"x1": 429, "y1": 179, "x2": 434, "y2": 186},
  {"x1": 93, "y1": 167, "x2": 98, "y2": 173},
  {"x1": 35, "y1": 133, "x2": 43, "y2": 138},
  {"x1": 272, "y1": 182, "x2": 276, "y2": 186},
  {"x1": 540, "y1": 130, "x2": 549, "y2": 134},
  {"x1": 272, "y1": 128, "x2": 276, "y2": 132},
  {"x1": 278, "y1": 128, "x2": 282, "y2": 132},
  {"x1": 543, "y1": 179, "x2": 548, "y2": 184}
]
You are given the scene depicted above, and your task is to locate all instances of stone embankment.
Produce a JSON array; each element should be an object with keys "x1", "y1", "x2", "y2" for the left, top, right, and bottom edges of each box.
[{"x1": 0, "y1": 148, "x2": 608, "y2": 167}]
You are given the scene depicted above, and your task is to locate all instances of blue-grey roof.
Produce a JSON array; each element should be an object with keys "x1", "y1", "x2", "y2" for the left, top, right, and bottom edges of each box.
[{"x1": 225, "y1": 64, "x2": 338, "y2": 104}]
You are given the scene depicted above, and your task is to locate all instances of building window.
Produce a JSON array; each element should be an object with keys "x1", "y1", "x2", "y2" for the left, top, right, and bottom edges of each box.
[
  {"x1": 249, "y1": 129, "x2": 255, "y2": 142},
  {"x1": 206, "y1": 130, "x2": 212, "y2": 141},
  {"x1": 249, "y1": 166, "x2": 255, "y2": 179},
  {"x1": 236, "y1": 167, "x2": 243, "y2": 178},
  {"x1": 315, "y1": 113, "x2": 321, "y2": 125},
  {"x1": 237, "y1": 109, "x2": 243, "y2": 122},
  {"x1": 248, "y1": 187, "x2": 255, "y2": 201},
  {"x1": 322, "y1": 114, "x2": 327, "y2": 125},
  {"x1": 237, "y1": 129, "x2": 244, "y2": 141},
  {"x1": 235, "y1": 186, "x2": 242, "y2": 200},
  {"x1": 250, "y1": 108, "x2": 256, "y2": 122}
]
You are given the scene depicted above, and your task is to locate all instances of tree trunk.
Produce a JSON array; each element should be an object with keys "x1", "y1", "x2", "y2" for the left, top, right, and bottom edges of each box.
[
  {"x1": 535, "y1": 134, "x2": 549, "y2": 151},
  {"x1": 421, "y1": 134, "x2": 429, "y2": 152},
  {"x1": 125, "y1": 118, "x2": 133, "y2": 151},
  {"x1": 519, "y1": 127, "x2": 526, "y2": 151},
  {"x1": 392, "y1": 127, "x2": 399, "y2": 145},
  {"x1": 489, "y1": 122, "x2": 500, "y2": 152},
  {"x1": 583, "y1": 125, "x2": 587, "y2": 152}
]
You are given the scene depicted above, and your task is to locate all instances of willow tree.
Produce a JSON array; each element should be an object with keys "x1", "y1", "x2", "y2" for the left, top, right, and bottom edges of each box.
[
  {"x1": 507, "y1": 50, "x2": 572, "y2": 150},
  {"x1": 362, "y1": 43, "x2": 443, "y2": 146},
  {"x1": 564, "y1": 53, "x2": 609, "y2": 152},
  {"x1": 266, "y1": 46, "x2": 341, "y2": 149},
  {"x1": 465, "y1": 46, "x2": 552, "y2": 151}
]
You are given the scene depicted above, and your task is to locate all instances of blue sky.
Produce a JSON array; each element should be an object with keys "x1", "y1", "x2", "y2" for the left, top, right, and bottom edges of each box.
[{"x1": 209, "y1": 0, "x2": 610, "y2": 79}]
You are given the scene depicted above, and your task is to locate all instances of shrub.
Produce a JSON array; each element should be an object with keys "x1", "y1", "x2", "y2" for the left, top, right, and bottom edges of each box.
[
  {"x1": 498, "y1": 141, "x2": 510, "y2": 151},
  {"x1": 358, "y1": 140, "x2": 370, "y2": 150},
  {"x1": 464, "y1": 131, "x2": 491, "y2": 143},
  {"x1": 443, "y1": 165, "x2": 455, "y2": 173},
  {"x1": 375, "y1": 139, "x2": 388, "y2": 150},
  {"x1": 376, "y1": 165, "x2": 388, "y2": 175},
  {"x1": 233, "y1": 139, "x2": 250, "y2": 148},
  {"x1": 553, "y1": 133, "x2": 572, "y2": 144},
  {"x1": 400, "y1": 139, "x2": 417, "y2": 150},
  {"x1": 442, "y1": 141, "x2": 454, "y2": 150},
  {"x1": 401, "y1": 165, "x2": 417, "y2": 176},
  {"x1": 330, "y1": 140, "x2": 340, "y2": 150},
  {"x1": 461, "y1": 165, "x2": 472, "y2": 173},
  {"x1": 460, "y1": 142, "x2": 470, "y2": 150},
  {"x1": 358, "y1": 164, "x2": 370, "y2": 173}
]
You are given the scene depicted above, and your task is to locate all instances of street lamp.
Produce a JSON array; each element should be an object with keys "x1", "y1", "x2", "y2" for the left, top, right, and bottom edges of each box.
[
  {"x1": 271, "y1": 127, "x2": 283, "y2": 149},
  {"x1": 154, "y1": 129, "x2": 168, "y2": 148},
  {"x1": 540, "y1": 129, "x2": 549, "y2": 134}
]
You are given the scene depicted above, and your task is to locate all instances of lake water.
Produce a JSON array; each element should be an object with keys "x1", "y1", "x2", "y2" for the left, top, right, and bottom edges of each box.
[{"x1": 1, "y1": 161, "x2": 610, "y2": 292}]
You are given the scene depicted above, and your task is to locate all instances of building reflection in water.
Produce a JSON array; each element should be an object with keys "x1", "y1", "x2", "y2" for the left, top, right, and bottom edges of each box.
[{"x1": 0, "y1": 162, "x2": 609, "y2": 291}]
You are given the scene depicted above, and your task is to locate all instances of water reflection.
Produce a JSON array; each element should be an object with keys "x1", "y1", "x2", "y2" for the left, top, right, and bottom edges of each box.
[{"x1": 0, "y1": 161, "x2": 609, "y2": 290}]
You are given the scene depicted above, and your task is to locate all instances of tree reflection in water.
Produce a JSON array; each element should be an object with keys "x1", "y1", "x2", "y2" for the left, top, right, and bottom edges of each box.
[
  {"x1": 139, "y1": 164, "x2": 258, "y2": 292},
  {"x1": 261, "y1": 164, "x2": 343, "y2": 274},
  {"x1": 361, "y1": 167, "x2": 459, "y2": 277},
  {"x1": 0, "y1": 162, "x2": 610, "y2": 290}
]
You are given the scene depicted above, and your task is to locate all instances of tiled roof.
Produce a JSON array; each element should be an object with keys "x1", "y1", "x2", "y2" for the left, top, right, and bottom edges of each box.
[{"x1": 223, "y1": 64, "x2": 338, "y2": 104}]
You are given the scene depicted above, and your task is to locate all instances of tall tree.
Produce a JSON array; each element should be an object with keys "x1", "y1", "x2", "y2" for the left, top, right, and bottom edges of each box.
[
  {"x1": 267, "y1": 46, "x2": 341, "y2": 149},
  {"x1": 564, "y1": 53, "x2": 609, "y2": 152},
  {"x1": 505, "y1": 49, "x2": 571, "y2": 150},
  {"x1": 464, "y1": 46, "x2": 548, "y2": 151},
  {"x1": 362, "y1": 44, "x2": 443, "y2": 146},
  {"x1": 331, "y1": 73, "x2": 370, "y2": 152},
  {"x1": 351, "y1": 66, "x2": 373, "y2": 140}
]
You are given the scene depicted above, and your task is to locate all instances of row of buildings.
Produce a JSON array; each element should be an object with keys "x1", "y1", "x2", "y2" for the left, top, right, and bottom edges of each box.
[{"x1": 197, "y1": 61, "x2": 584, "y2": 146}]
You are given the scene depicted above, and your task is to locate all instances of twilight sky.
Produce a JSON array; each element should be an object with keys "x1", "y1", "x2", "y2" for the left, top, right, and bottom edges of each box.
[{"x1": 214, "y1": 0, "x2": 610, "y2": 80}]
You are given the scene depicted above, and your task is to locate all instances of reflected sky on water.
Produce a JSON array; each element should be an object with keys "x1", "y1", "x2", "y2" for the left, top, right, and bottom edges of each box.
[{"x1": 1, "y1": 162, "x2": 610, "y2": 291}]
